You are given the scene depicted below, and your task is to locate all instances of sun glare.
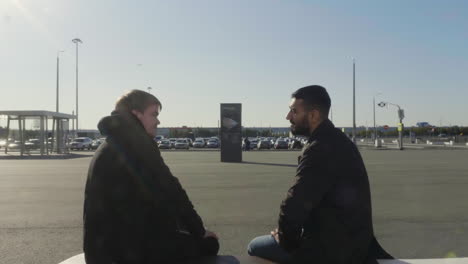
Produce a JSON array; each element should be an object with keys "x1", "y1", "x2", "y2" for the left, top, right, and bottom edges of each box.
[{"x1": 9, "y1": 0, "x2": 60, "y2": 49}]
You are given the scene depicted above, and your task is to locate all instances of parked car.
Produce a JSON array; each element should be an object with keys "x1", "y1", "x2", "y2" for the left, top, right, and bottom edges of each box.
[
  {"x1": 186, "y1": 138, "x2": 193, "y2": 147},
  {"x1": 7, "y1": 140, "x2": 22, "y2": 150},
  {"x1": 91, "y1": 138, "x2": 105, "y2": 150},
  {"x1": 0, "y1": 139, "x2": 6, "y2": 149},
  {"x1": 269, "y1": 138, "x2": 277, "y2": 147},
  {"x1": 257, "y1": 140, "x2": 271, "y2": 150},
  {"x1": 274, "y1": 139, "x2": 289, "y2": 149},
  {"x1": 25, "y1": 139, "x2": 41, "y2": 150},
  {"x1": 206, "y1": 139, "x2": 219, "y2": 148},
  {"x1": 288, "y1": 139, "x2": 302, "y2": 149},
  {"x1": 0, "y1": 138, "x2": 14, "y2": 149},
  {"x1": 70, "y1": 137, "x2": 93, "y2": 150},
  {"x1": 193, "y1": 138, "x2": 206, "y2": 148},
  {"x1": 174, "y1": 139, "x2": 190, "y2": 149},
  {"x1": 158, "y1": 139, "x2": 172, "y2": 149},
  {"x1": 154, "y1": 135, "x2": 164, "y2": 143},
  {"x1": 250, "y1": 139, "x2": 259, "y2": 149},
  {"x1": 169, "y1": 138, "x2": 177, "y2": 148}
]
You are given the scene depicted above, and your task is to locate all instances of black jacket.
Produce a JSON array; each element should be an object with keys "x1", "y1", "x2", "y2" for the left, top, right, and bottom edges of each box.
[
  {"x1": 83, "y1": 111, "x2": 205, "y2": 264},
  {"x1": 278, "y1": 119, "x2": 391, "y2": 264}
]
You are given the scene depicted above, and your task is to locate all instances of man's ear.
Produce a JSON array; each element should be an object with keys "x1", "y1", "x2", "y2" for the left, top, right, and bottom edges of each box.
[
  {"x1": 307, "y1": 109, "x2": 321, "y2": 124},
  {"x1": 312, "y1": 109, "x2": 322, "y2": 123}
]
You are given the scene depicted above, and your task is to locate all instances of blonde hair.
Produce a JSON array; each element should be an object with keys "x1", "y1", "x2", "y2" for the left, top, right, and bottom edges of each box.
[{"x1": 115, "y1": 89, "x2": 162, "y2": 113}]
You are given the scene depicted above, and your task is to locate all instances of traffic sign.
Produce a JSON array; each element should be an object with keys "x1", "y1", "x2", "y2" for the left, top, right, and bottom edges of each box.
[
  {"x1": 398, "y1": 123, "x2": 403, "y2": 132},
  {"x1": 398, "y1": 109, "x2": 405, "y2": 120}
]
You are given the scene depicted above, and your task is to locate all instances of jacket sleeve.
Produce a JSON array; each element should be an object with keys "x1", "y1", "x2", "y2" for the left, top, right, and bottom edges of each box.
[
  {"x1": 156, "y1": 156, "x2": 206, "y2": 238},
  {"x1": 278, "y1": 145, "x2": 335, "y2": 252}
]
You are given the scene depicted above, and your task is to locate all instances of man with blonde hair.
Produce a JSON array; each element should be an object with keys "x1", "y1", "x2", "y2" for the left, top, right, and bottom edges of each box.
[{"x1": 84, "y1": 90, "x2": 219, "y2": 263}]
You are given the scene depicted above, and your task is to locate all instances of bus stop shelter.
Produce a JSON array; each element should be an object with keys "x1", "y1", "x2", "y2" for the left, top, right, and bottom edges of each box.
[{"x1": 0, "y1": 110, "x2": 75, "y2": 156}]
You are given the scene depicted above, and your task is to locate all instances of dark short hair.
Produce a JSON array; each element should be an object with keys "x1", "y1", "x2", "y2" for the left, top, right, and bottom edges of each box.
[
  {"x1": 291, "y1": 85, "x2": 331, "y2": 118},
  {"x1": 115, "y1": 89, "x2": 162, "y2": 113}
]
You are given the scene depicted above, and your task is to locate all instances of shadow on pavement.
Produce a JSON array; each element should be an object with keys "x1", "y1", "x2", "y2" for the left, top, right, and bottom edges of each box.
[{"x1": 242, "y1": 161, "x2": 296, "y2": 168}]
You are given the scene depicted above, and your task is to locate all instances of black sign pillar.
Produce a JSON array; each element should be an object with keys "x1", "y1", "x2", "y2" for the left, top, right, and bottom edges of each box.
[{"x1": 220, "y1": 103, "x2": 242, "y2": 162}]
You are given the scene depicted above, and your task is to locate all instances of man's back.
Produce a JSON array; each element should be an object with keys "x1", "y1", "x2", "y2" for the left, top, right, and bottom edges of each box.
[
  {"x1": 280, "y1": 120, "x2": 375, "y2": 264},
  {"x1": 84, "y1": 141, "x2": 178, "y2": 263}
]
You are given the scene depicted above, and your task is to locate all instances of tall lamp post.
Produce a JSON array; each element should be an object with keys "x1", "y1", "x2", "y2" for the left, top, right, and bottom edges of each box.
[
  {"x1": 72, "y1": 38, "x2": 83, "y2": 137},
  {"x1": 373, "y1": 92, "x2": 381, "y2": 146},
  {"x1": 56, "y1": 50, "x2": 64, "y2": 112},
  {"x1": 55, "y1": 50, "x2": 64, "y2": 153},
  {"x1": 352, "y1": 59, "x2": 356, "y2": 143},
  {"x1": 378, "y1": 101, "x2": 405, "y2": 150}
]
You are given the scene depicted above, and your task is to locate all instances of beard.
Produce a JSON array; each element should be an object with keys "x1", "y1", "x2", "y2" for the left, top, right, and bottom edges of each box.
[{"x1": 290, "y1": 118, "x2": 310, "y2": 136}]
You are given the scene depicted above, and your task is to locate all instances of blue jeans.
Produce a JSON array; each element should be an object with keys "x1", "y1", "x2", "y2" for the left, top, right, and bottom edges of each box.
[{"x1": 247, "y1": 235, "x2": 292, "y2": 264}]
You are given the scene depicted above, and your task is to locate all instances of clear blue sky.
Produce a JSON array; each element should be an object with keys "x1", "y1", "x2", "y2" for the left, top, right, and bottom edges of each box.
[{"x1": 1, "y1": 0, "x2": 467, "y2": 129}]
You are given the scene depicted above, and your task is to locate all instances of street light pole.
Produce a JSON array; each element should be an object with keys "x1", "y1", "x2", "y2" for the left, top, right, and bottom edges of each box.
[
  {"x1": 55, "y1": 50, "x2": 64, "y2": 153},
  {"x1": 72, "y1": 38, "x2": 83, "y2": 137},
  {"x1": 56, "y1": 50, "x2": 64, "y2": 112},
  {"x1": 373, "y1": 96, "x2": 376, "y2": 139},
  {"x1": 373, "y1": 92, "x2": 381, "y2": 145},
  {"x1": 378, "y1": 101, "x2": 405, "y2": 150},
  {"x1": 352, "y1": 59, "x2": 356, "y2": 143}
]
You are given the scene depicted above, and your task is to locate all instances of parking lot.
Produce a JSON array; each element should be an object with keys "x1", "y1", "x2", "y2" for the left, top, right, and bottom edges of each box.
[{"x1": 0, "y1": 148, "x2": 467, "y2": 263}]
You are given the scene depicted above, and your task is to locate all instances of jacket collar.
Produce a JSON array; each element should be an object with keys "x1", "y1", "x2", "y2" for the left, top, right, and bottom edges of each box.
[
  {"x1": 98, "y1": 110, "x2": 146, "y2": 138},
  {"x1": 308, "y1": 119, "x2": 335, "y2": 142}
]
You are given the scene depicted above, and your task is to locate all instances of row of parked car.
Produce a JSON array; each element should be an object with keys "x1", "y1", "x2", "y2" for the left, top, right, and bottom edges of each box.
[
  {"x1": 156, "y1": 137, "x2": 220, "y2": 149},
  {"x1": 0, "y1": 137, "x2": 105, "y2": 151},
  {"x1": 69, "y1": 137, "x2": 106, "y2": 150},
  {"x1": 0, "y1": 138, "x2": 43, "y2": 151},
  {"x1": 1, "y1": 136, "x2": 306, "y2": 152},
  {"x1": 154, "y1": 136, "x2": 306, "y2": 150},
  {"x1": 243, "y1": 137, "x2": 306, "y2": 150}
]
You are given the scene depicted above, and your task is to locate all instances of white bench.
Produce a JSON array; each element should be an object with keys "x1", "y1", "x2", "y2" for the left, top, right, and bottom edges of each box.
[{"x1": 59, "y1": 253, "x2": 468, "y2": 264}]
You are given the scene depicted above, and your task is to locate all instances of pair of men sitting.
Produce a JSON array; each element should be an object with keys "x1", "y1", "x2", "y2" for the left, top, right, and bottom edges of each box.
[{"x1": 83, "y1": 86, "x2": 392, "y2": 264}]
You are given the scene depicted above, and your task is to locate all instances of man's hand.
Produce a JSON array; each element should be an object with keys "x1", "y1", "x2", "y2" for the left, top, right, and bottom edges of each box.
[
  {"x1": 204, "y1": 230, "x2": 219, "y2": 240},
  {"x1": 270, "y1": 228, "x2": 280, "y2": 243}
]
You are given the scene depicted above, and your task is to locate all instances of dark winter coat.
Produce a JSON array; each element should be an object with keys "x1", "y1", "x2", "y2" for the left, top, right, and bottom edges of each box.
[
  {"x1": 83, "y1": 111, "x2": 205, "y2": 264},
  {"x1": 278, "y1": 119, "x2": 392, "y2": 264}
]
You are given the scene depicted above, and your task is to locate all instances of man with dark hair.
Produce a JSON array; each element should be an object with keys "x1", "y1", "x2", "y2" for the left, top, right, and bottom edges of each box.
[
  {"x1": 84, "y1": 89, "x2": 219, "y2": 263},
  {"x1": 247, "y1": 85, "x2": 392, "y2": 264}
]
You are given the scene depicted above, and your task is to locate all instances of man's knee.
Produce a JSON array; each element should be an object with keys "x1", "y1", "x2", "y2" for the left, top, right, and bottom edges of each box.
[
  {"x1": 247, "y1": 235, "x2": 271, "y2": 256},
  {"x1": 247, "y1": 236, "x2": 260, "y2": 256}
]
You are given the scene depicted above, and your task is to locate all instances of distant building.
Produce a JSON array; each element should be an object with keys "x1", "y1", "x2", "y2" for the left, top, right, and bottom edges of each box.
[{"x1": 416, "y1": 122, "x2": 431, "y2": 128}]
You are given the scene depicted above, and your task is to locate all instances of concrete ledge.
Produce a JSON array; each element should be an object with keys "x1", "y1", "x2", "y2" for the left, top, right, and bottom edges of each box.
[
  {"x1": 379, "y1": 259, "x2": 468, "y2": 264},
  {"x1": 58, "y1": 254, "x2": 274, "y2": 264},
  {"x1": 58, "y1": 253, "x2": 468, "y2": 264}
]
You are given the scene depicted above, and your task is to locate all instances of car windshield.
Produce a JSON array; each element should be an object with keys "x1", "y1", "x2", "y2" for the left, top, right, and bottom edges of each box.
[{"x1": 74, "y1": 139, "x2": 84, "y2": 142}]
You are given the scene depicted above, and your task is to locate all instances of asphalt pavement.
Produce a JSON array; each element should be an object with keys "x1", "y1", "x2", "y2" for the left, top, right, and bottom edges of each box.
[{"x1": 1, "y1": 148, "x2": 467, "y2": 263}]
